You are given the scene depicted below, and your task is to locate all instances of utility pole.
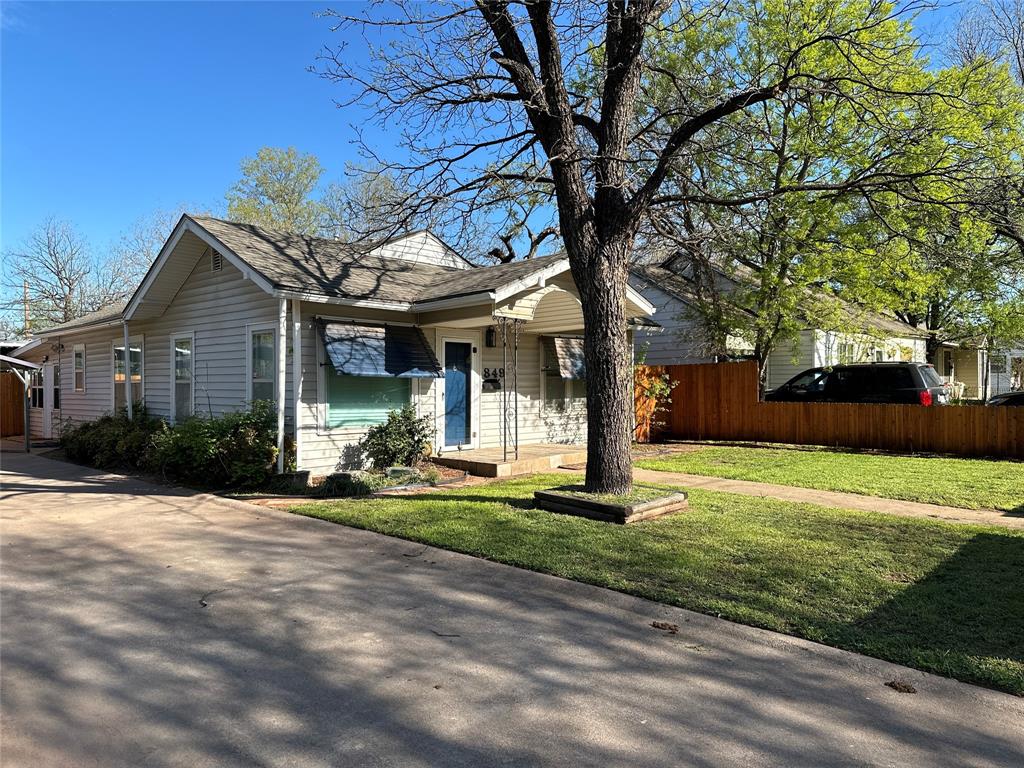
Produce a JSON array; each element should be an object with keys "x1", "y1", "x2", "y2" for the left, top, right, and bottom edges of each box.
[{"x1": 22, "y1": 280, "x2": 30, "y2": 335}]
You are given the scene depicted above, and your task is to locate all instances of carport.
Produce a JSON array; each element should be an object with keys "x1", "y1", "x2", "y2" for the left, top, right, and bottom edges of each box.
[{"x1": 0, "y1": 354, "x2": 41, "y2": 453}]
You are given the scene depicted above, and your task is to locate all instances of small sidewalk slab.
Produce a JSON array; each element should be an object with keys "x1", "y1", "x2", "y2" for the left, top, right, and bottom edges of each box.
[{"x1": 627, "y1": 467, "x2": 1024, "y2": 529}]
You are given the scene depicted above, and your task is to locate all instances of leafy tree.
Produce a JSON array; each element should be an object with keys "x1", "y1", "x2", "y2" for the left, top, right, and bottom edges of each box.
[
  {"x1": 226, "y1": 146, "x2": 326, "y2": 236},
  {"x1": 316, "y1": 0, "x2": 1011, "y2": 492}
]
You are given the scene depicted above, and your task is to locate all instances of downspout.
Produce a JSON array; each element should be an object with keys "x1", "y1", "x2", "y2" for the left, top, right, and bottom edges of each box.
[
  {"x1": 276, "y1": 298, "x2": 287, "y2": 473},
  {"x1": 122, "y1": 321, "x2": 133, "y2": 420}
]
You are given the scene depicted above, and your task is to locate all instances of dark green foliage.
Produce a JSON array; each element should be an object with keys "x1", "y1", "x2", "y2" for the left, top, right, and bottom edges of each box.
[
  {"x1": 61, "y1": 401, "x2": 279, "y2": 488},
  {"x1": 314, "y1": 471, "x2": 388, "y2": 498},
  {"x1": 359, "y1": 404, "x2": 433, "y2": 469},
  {"x1": 147, "y1": 400, "x2": 278, "y2": 487},
  {"x1": 60, "y1": 405, "x2": 163, "y2": 470}
]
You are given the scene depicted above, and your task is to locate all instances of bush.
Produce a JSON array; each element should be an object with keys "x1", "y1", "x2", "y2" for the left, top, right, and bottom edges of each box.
[
  {"x1": 146, "y1": 400, "x2": 278, "y2": 487},
  {"x1": 314, "y1": 471, "x2": 388, "y2": 498},
  {"x1": 359, "y1": 404, "x2": 433, "y2": 469},
  {"x1": 61, "y1": 405, "x2": 163, "y2": 470}
]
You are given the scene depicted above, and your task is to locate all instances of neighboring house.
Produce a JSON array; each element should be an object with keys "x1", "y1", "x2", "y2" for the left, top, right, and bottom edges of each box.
[
  {"x1": 937, "y1": 344, "x2": 1024, "y2": 400},
  {"x1": 629, "y1": 264, "x2": 929, "y2": 390},
  {"x1": 13, "y1": 214, "x2": 654, "y2": 475}
]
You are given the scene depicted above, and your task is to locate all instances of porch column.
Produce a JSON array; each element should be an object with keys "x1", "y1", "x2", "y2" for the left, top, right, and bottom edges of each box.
[
  {"x1": 276, "y1": 298, "x2": 287, "y2": 474},
  {"x1": 122, "y1": 321, "x2": 133, "y2": 420},
  {"x1": 291, "y1": 298, "x2": 302, "y2": 471}
]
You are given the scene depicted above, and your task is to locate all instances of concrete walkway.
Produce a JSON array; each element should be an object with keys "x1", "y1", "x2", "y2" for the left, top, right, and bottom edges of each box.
[
  {"x1": 626, "y1": 466, "x2": 1024, "y2": 529},
  {"x1": 1, "y1": 452, "x2": 1022, "y2": 767}
]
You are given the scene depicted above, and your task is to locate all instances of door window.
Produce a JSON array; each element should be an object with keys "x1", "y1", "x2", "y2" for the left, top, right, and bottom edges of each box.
[{"x1": 444, "y1": 341, "x2": 472, "y2": 447}]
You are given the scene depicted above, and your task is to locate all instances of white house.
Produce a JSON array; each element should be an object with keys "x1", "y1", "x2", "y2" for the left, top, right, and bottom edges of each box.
[
  {"x1": 629, "y1": 264, "x2": 930, "y2": 390},
  {"x1": 14, "y1": 214, "x2": 655, "y2": 475}
]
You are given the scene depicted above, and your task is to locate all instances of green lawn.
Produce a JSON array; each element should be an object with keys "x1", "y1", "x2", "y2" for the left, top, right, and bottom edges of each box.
[
  {"x1": 293, "y1": 474, "x2": 1024, "y2": 695},
  {"x1": 635, "y1": 446, "x2": 1024, "y2": 512}
]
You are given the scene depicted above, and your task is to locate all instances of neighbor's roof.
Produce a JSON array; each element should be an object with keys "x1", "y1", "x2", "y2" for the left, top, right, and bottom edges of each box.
[
  {"x1": 30, "y1": 302, "x2": 127, "y2": 337},
  {"x1": 635, "y1": 262, "x2": 926, "y2": 339}
]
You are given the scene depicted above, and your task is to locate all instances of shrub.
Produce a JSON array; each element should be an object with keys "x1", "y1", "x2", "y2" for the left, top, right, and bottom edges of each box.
[
  {"x1": 146, "y1": 400, "x2": 278, "y2": 487},
  {"x1": 359, "y1": 404, "x2": 433, "y2": 469},
  {"x1": 61, "y1": 405, "x2": 163, "y2": 470},
  {"x1": 314, "y1": 471, "x2": 387, "y2": 498}
]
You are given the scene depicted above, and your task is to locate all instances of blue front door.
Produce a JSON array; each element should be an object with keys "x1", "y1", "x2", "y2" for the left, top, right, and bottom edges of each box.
[{"x1": 444, "y1": 341, "x2": 472, "y2": 447}]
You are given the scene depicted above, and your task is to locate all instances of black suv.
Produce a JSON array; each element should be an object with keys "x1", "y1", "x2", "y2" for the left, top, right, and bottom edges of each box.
[
  {"x1": 988, "y1": 391, "x2": 1024, "y2": 407},
  {"x1": 765, "y1": 362, "x2": 949, "y2": 406}
]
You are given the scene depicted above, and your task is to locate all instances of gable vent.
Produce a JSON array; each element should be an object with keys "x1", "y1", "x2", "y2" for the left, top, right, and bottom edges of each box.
[{"x1": 211, "y1": 250, "x2": 223, "y2": 272}]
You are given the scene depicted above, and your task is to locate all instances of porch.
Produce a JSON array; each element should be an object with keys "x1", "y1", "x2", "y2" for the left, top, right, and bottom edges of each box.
[{"x1": 431, "y1": 443, "x2": 587, "y2": 478}]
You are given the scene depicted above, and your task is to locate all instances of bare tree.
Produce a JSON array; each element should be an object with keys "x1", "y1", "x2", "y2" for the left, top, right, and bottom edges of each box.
[
  {"x1": 952, "y1": 0, "x2": 1024, "y2": 84},
  {"x1": 317, "y1": 0, "x2": 987, "y2": 492},
  {"x1": 2, "y1": 218, "x2": 94, "y2": 332}
]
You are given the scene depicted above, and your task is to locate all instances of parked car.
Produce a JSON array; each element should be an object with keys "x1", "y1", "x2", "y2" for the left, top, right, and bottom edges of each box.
[
  {"x1": 765, "y1": 362, "x2": 949, "y2": 405},
  {"x1": 988, "y1": 391, "x2": 1024, "y2": 407}
]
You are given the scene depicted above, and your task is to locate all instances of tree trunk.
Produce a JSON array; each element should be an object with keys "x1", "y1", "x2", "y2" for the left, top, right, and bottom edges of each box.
[{"x1": 571, "y1": 240, "x2": 634, "y2": 495}]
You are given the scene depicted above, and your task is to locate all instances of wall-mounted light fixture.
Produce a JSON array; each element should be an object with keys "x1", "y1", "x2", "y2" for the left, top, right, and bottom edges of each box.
[{"x1": 485, "y1": 326, "x2": 497, "y2": 348}]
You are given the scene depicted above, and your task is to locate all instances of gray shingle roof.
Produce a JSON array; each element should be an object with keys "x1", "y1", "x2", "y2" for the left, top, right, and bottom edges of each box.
[
  {"x1": 414, "y1": 252, "x2": 567, "y2": 303},
  {"x1": 33, "y1": 302, "x2": 127, "y2": 336},
  {"x1": 191, "y1": 216, "x2": 461, "y2": 304},
  {"x1": 191, "y1": 216, "x2": 571, "y2": 306}
]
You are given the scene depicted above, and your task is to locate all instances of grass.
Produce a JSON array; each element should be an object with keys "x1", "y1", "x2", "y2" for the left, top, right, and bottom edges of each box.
[
  {"x1": 293, "y1": 474, "x2": 1024, "y2": 696},
  {"x1": 543, "y1": 483, "x2": 678, "y2": 505},
  {"x1": 635, "y1": 446, "x2": 1024, "y2": 512}
]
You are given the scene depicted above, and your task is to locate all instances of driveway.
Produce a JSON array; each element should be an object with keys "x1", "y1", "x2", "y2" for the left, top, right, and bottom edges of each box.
[{"x1": 1, "y1": 452, "x2": 1022, "y2": 768}]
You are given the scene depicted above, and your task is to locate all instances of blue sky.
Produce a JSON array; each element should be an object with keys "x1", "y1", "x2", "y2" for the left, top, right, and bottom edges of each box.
[
  {"x1": 1, "y1": 0, "x2": 379, "y2": 253},
  {"x1": 1, "y1": 0, "x2": 962, "y2": 257}
]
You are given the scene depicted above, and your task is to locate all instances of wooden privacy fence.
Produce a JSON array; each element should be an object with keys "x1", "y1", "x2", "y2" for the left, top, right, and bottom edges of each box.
[
  {"x1": 0, "y1": 371, "x2": 25, "y2": 438},
  {"x1": 635, "y1": 361, "x2": 1024, "y2": 459}
]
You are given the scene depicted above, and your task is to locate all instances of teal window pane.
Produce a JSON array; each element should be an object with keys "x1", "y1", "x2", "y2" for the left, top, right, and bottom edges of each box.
[{"x1": 326, "y1": 370, "x2": 411, "y2": 428}]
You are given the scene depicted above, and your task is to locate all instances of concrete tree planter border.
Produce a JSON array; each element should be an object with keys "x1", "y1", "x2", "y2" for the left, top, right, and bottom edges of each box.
[{"x1": 534, "y1": 485, "x2": 689, "y2": 524}]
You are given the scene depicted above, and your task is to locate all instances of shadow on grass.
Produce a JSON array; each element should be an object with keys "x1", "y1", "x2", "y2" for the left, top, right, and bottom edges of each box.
[{"x1": 851, "y1": 532, "x2": 1024, "y2": 689}]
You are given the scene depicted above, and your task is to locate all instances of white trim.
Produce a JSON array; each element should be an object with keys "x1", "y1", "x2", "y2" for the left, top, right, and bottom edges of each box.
[
  {"x1": 436, "y1": 332, "x2": 481, "y2": 452},
  {"x1": 245, "y1": 322, "x2": 277, "y2": 405},
  {"x1": 291, "y1": 298, "x2": 302, "y2": 471},
  {"x1": 314, "y1": 313, "x2": 417, "y2": 328},
  {"x1": 110, "y1": 334, "x2": 144, "y2": 411},
  {"x1": 73, "y1": 343, "x2": 86, "y2": 392},
  {"x1": 123, "y1": 323, "x2": 133, "y2": 420},
  {"x1": 411, "y1": 292, "x2": 496, "y2": 313},
  {"x1": 493, "y1": 258, "x2": 571, "y2": 303},
  {"x1": 624, "y1": 284, "x2": 657, "y2": 316},
  {"x1": 169, "y1": 331, "x2": 195, "y2": 425},
  {"x1": 125, "y1": 216, "x2": 277, "y2": 322},
  {"x1": 277, "y1": 289, "x2": 411, "y2": 312},
  {"x1": 276, "y1": 299, "x2": 288, "y2": 474},
  {"x1": 123, "y1": 218, "x2": 189, "y2": 321},
  {"x1": 11, "y1": 338, "x2": 42, "y2": 357}
]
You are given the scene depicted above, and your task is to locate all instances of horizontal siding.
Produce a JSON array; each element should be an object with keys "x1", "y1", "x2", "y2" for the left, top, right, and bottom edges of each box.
[
  {"x1": 133, "y1": 255, "x2": 278, "y2": 420},
  {"x1": 629, "y1": 280, "x2": 712, "y2": 366}
]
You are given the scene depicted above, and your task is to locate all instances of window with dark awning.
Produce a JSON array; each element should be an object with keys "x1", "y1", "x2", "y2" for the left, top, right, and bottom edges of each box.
[
  {"x1": 541, "y1": 336, "x2": 586, "y2": 379},
  {"x1": 319, "y1": 321, "x2": 442, "y2": 378}
]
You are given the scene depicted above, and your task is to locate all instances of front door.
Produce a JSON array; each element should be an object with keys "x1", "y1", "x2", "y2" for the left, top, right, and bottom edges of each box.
[{"x1": 443, "y1": 340, "x2": 474, "y2": 448}]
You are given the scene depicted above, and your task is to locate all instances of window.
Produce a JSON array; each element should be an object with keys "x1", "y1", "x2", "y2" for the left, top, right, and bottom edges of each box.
[
  {"x1": 990, "y1": 355, "x2": 1008, "y2": 374},
  {"x1": 787, "y1": 370, "x2": 828, "y2": 393},
  {"x1": 249, "y1": 328, "x2": 276, "y2": 403},
  {"x1": 837, "y1": 342, "x2": 857, "y2": 365},
  {"x1": 325, "y1": 367, "x2": 411, "y2": 428},
  {"x1": 541, "y1": 336, "x2": 586, "y2": 410},
  {"x1": 113, "y1": 337, "x2": 144, "y2": 410},
  {"x1": 172, "y1": 334, "x2": 194, "y2": 423},
  {"x1": 53, "y1": 366, "x2": 60, "y2": 410},
  {"x1": 29, "y1": 369, "x2": 44, "y2": 409},
  {"x1": 73, "y1": 344, "x2": 86, "y2": 391}
]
